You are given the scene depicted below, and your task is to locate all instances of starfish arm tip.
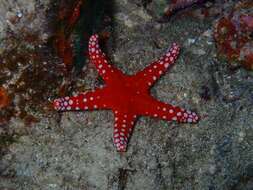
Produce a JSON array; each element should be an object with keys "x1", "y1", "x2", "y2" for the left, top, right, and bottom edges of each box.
[
  {"x1": 88, "y1": 34, "x2": 120, "y2": 81},
  {"x1": 166, "y1": 42, "x2": 180, "y2": 54},
  {"x1": 173, "y1": 42, "x2": 180, "y2": 48},
  {"x1": 53, "y1": 97, "x2": 75, "y2": 111},
  {"x1": 179, "y1": 110, "x2": 200, "y2": 123},
  {"x1": 116, "y1": 146, "x2": 127, "y2": 152},
  {"x1": 89, "y1": 34, "x2": 99, "y2": 42},
  {"x1": 53, "y1": 98, "x2": 62, "y2": 111},
  {"x1": 114, "y1": 138, "x2": 128, "y2": 152},
  {"x1": 113, "y1": 113, "x2": 136, "y2": 152}
]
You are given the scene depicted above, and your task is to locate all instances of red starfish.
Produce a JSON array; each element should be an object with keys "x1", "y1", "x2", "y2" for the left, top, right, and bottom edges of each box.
[{"x1": 53, "y1": 34, "x2": 199, "y2": 152}]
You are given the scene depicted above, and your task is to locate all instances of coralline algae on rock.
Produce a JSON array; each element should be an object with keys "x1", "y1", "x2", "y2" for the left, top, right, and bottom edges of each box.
[{"x1": 0, "y1": 87, "x2": 10, "y2": 109}]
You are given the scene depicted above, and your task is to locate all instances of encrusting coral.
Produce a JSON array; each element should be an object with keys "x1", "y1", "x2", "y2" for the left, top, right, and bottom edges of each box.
[
  {"x1": 0, "y1": 87, "x2": 10, "y2": 109},
  {"x1": 213, "y1": 1, "x2": 253, "y2": 70}
]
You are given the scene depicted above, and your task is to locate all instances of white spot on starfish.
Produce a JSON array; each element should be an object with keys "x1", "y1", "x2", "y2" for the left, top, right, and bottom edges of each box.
[
  {"x1": 187, "y1": 118, "x2": 193, "y2": 123},
  {"x1": 69, "y1": 100, "x2": 73, "y2": 105},
  {"x1": 172, "y1": 116, "x2": 177, "y2": 121},
  {"x1": 187, "y1": 110, "x2": 192, "y2": 114}
]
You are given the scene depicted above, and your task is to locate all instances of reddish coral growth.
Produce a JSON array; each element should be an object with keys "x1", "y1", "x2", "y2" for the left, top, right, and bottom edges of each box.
[
  {"x1": 68, "y1": 0, "x2": 83, "y2": 28},
  {"x1": 54, "y1": 0, "x2": 84, "y2": 71},
  {"x1": 244, "y1": 53, "x2": 253, "y2": 70},
  {"x1": 0, "y1": 87, "x2": 10, "y2": 109},
  {"x1": 53, "y1": 0, "x2": 113, "y2": 73},
  {"x1": 213, "y1": 17, "x2": 239, "y2": 61},
  {"x1": 160, "y1": 0, "x2": 206, "y2": 21},
  {"x1": 213, "y1": 1, "x2": 253, "y2": 70},
  {"x1": 54, "y1": 30, "x2": 74, "y2": 70}
]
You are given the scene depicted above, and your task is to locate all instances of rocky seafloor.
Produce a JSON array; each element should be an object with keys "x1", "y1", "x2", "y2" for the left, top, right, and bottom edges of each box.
[{"x1": 0, "y1": 0, "x2": 252, "y2": 190}]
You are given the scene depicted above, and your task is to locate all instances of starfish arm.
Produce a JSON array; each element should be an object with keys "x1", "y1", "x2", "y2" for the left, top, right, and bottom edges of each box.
[
  {"x1": 135, "y1": 43, "x2": 180, "y2": 88},
  {"x1": 89, "y1": 34, "x2": 123, "y2": 82},
  {"x1": 53, "y1": 88, "x2": 107, "y2": 111},
  {"x1": 113, "y1": 111, "x2": 137, "y2": 152},
  {"x1": 137, "y1": 97, "x2": 199, "y2": 123}
]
